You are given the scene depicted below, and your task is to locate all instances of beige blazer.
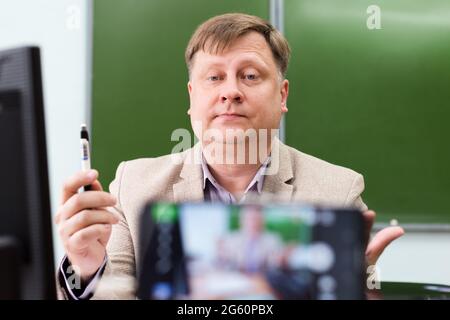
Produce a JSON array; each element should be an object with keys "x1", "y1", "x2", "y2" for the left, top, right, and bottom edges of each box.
[{"x1": 57, "y1": 139, "x2": 367, "y2": 299}]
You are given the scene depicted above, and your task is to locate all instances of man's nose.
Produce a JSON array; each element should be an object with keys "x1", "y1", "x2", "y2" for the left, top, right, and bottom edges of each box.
[{"x1": 220, "y1": 79, "x2": 243, "y2": 104}]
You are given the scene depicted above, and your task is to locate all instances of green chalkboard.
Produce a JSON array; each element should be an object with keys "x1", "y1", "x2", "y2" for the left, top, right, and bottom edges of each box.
[
  {"x1": 284, "y1": 0, "x2": 450, "y2": 223},
  {"x1": 92, "y1": 0, "x2": 268, "y2": 187},
  {"x1": 92, "y1": 0, "x2": 450, "y2": 224}
]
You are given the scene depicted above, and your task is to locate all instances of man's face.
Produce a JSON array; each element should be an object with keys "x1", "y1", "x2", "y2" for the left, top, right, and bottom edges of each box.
[
  {"x1": 241, "y1": 208, "x2": 264, "y2": 238},
  {"x1": 187, "y1": 32, "x2": 289, "y2": 143}
]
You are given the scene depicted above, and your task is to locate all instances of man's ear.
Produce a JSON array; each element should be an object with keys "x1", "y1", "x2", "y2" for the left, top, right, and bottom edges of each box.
[
  {"x1": 280, "y1": 79, "x2": 289, "y2": 113},
  {"x1": 187, "y1": 81, "x2": 192, "y2": 115}
]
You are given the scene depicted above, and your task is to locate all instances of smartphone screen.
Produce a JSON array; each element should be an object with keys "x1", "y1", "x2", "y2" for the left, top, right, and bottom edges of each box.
[{"x1": 137, "y1": 203, "x2": 365, "y2": 300}]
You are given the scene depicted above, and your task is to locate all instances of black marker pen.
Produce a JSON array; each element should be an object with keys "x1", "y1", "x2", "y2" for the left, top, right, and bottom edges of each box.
[{"x1": 80, "y1": 124, "x2": 92, "y2": 191}]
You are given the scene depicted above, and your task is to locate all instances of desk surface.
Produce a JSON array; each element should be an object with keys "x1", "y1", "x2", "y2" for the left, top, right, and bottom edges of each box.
[{"x1": 369, "y1": 282, "x2": 450, "y2": 300}]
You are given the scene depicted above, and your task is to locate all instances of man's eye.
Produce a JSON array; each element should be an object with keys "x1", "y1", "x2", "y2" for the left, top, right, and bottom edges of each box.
[
  {"x1": 207, "y1": 76, "x2": 220, "y2": 81},
  {"x1": 244, "y1": 74, "x2": 258, "y2": 80}
]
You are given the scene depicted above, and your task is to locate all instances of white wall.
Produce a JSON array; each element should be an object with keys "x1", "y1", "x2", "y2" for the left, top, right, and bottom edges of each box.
[
  {"x1": 0, "y1": 0, "x2": 91, "y2": 265},
  {"x1": 377, "y1": 231, "x2": 450, "y2": 286}
]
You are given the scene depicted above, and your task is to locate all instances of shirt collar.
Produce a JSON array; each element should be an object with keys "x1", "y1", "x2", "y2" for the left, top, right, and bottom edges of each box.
[{"x1": 200, "y1": 154, "x2": 271, "y2": 195}]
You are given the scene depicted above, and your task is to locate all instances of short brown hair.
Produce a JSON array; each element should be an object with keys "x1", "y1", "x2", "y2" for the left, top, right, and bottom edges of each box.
[{"x1": 185, "y1": 13, "x2": 291, "y2": 78}]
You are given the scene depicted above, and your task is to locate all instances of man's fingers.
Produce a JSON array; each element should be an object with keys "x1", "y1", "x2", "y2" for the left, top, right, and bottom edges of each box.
[
  {"x1": 55, "y1": 179, "x2": 105, "y2": 225},
  {"x1": 56, "y1": 191, "x2": 117, "y2": 224},
  {"x1": 98, "y1": 224, "x2": 113, "y2": 247},
  {"x1": 363, "y1": 210, "x2": 376, "y2": 246},
  {"x1": 60, "y1": 170, "x2": 99, "y2": 205},
  {"x1": 366, "y1": 226, "x2": 405, "y2": 266},
  {"x1": 91, "y1": 180, "x2": 103, "y2": 191},
  {"x1": 59, "y1": 210, "x2": 118, "y2": 239},
  {"x1": 68, "y1": 224, "x2": 112, "y2": 251}
]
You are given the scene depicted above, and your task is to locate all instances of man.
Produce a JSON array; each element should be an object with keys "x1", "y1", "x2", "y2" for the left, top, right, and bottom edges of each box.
[
  {"x1": 216, "y1": 206, "x2": 284, "y2": 273},
  {"x1": 55, "y1": 13, "x2": 404, "y2": 299}
]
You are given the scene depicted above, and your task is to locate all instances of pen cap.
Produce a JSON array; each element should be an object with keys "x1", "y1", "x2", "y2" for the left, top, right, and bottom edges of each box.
[{"x1": 80, "y1": 124, "x2": 89, "y2": 141}]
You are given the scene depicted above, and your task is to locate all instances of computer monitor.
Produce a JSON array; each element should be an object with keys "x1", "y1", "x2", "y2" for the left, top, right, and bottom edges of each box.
[{"x1": 0, "y1": 46, "x2": 56, "y2": 299}]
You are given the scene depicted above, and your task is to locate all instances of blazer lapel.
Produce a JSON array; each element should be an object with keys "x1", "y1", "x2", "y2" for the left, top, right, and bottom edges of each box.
[
  {"x1": 173, "y1": 143, "x2": 204, "y2": 203},
  {"x1": 262, "y1": 138, "x2": 294, "y2": 202}
]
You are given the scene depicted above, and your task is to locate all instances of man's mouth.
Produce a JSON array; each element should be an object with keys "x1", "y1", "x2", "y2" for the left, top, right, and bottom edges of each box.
[{"x1": 214, "y1": 113, "x2": 246, "y2": 121}]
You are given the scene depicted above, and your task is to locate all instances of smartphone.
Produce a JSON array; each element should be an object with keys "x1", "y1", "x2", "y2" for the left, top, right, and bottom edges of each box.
[{"x1": 137, "y1": 202, "x2": 365, "y2": 300}]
